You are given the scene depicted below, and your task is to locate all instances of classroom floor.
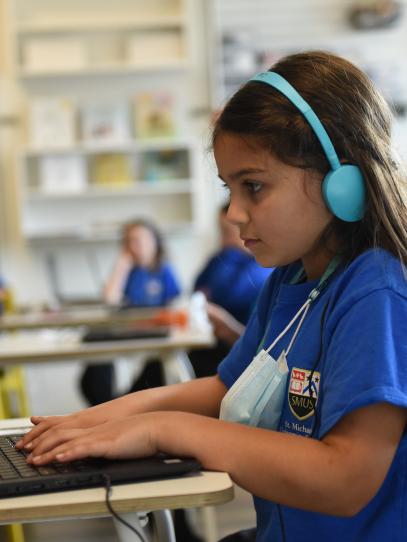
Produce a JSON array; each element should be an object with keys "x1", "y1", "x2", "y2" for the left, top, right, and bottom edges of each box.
[{"x1": 16, "y1": 362, "x2": 256, "y2": 542}]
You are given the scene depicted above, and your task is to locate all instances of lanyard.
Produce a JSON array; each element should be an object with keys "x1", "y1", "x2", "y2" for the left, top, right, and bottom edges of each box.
[{"x1": 261, "y1": 256, "x2": 341, "y2": 356}]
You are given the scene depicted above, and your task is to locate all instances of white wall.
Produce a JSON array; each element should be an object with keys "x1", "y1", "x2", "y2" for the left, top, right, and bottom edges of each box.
[{"x1": 211, "y1": 0, "x2": 407, "y2": 158}]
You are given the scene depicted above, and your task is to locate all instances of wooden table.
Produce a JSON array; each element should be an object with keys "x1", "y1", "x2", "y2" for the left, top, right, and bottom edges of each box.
[
  {"x1": 0, "y1": 306, "x2": 166, "y2": 332},
  {"x1": 0, "y1": 419, "x2": 234, "y2": 542}
]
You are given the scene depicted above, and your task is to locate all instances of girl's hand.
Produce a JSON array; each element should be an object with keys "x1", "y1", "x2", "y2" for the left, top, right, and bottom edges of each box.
[
  {"x1": 206, "y1": 302, "x2": 245, "y2": 345},
  {"x1": 16, "y1": 399, "x2": 130, "y2": 451},
  {"x1": 117, "y1": 249, "x2": 134, "y2": 269},
  {"x1": 26, "y1": 414, "x2": 157, "y2": 465}
]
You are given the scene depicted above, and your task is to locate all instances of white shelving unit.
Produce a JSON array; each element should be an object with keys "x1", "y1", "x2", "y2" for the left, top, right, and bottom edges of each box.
[
  {"x1": 10, "y1": 0, "x2": 202, "y2": 245},
  {"x1": 13, "y1": 0, "x2": 189, "y2": 77}
]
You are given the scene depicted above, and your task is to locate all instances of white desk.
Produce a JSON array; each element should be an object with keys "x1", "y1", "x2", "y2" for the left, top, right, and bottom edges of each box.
[
  {"x1": 0, "y1": 329, "x2": 218, "y2": 539},
  {"x1": 0, "y1": 419, "x2": 234, "y2": 542},
  {"x1": 0, "y1": 328, "x2": 214, "y2": 366},
  {"x1": 0, "y1": 327, "x2": 214, "y2": 386}
]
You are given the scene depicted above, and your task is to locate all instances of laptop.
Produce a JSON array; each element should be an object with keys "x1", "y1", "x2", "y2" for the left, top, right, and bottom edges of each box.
[
  {"x1": 0, "y1": 431, "x2": 201, "y2": 498},
  {"x1": 82, "y1": 324, "x2": 170, "y2": 343}
]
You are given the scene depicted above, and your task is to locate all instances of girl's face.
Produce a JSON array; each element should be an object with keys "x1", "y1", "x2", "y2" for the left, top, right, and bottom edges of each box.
[
  {"x1": 124, "y1": 225, "x2": 157, "y2": 267},
  {"x1": 214, "y1": 133, "x2": 334, "y2": 279}
]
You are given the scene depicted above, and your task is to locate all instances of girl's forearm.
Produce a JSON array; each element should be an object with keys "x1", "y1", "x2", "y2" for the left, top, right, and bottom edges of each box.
[
  {"x1": 103, "y1": 257, "x2": 132, "y2": 304},
  {"x1": 152, "y1": 407, "x2": 402, "y2": 517},
  {"x1": 153, "y1": 412, "x2": 339, "y2": 512},
  {"x1": 114, "y1": 376, "x2": 226, "y2": 419}
]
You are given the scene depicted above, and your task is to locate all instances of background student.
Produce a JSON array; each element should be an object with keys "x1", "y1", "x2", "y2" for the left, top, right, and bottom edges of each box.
[
  {"x1": 130, "y1": 203, "x2": 272, "y2": 392},
  {"x1": 20, "y1": 51, "x2": 407, "y2": 542},
  {"x1": 80, "y1": 218, "x2": 181, "y2": 406}
]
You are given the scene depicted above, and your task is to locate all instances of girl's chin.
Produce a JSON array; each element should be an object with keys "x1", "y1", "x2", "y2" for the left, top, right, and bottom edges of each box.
[{"x1": 252, "y1": 253, "x2": 277, "y2": 268}]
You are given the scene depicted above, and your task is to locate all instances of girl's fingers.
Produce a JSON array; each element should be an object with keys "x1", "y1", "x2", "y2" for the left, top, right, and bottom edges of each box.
[
  {"x1": 26, "y1": 429, "x2": 86, "y2": 460},
  {"x1": 31, "y1": 438, "x2": 109, "y2": 465},
  {"x1": 30, "y1": 415, "x2": 46, "y2": 424},
  {"x1": 17, "y1": 416, "x2": 77, "y2": 449},
  {"x1": 16, "y1": 420, "x2": 53, "y2": 448}
]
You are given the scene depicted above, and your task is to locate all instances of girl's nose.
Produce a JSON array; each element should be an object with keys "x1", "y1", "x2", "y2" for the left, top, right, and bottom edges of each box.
[{"x1": 226, "y1": 198, "x2": 249, "y2": 226}]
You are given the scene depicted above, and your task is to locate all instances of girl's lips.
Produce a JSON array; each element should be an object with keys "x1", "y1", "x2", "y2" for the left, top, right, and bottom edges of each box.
[{"x1": 243, "y1": 239, "x2": 260, "y2": 250}]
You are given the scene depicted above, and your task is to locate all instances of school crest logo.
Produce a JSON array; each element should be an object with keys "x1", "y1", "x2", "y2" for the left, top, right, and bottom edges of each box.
[{"x1": 288, "y1": 367, "x2": 320, "y2": 420}]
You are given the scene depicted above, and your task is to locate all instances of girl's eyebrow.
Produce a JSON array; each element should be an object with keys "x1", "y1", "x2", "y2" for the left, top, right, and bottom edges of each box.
[{"x1": 218, "y1": 168, "x2": 267, "y2": 181}]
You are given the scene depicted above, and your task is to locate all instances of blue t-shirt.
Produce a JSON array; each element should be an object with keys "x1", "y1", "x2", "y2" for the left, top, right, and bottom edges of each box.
[
  {"x1": 194, "y1": 247, "x2": 272, "y2": 324},
  {"x1": 218, "y1": 249, "x2": 407, "y2": 542},
  {"x1": 123, "y1": 263, "x2": 180, "y2": 307}
]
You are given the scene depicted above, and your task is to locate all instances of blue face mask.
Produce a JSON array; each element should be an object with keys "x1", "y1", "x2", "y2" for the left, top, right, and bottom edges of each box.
[{"x1": 219, "y1": 257, "x2": 340, "y2": 431}]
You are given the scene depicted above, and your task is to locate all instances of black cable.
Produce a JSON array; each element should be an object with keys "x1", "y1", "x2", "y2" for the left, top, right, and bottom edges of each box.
[
  {"x1": 103, "y1": 475, "x2": 146, "y2": 542},
  {"x1": 277, "y1": 503, "x2": 287, "y2": 542}
]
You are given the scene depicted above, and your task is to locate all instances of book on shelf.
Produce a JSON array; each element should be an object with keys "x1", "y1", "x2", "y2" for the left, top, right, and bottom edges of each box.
[
  {"x1": 22, "y1": 37, "x2": 86, "y2": 72},
  {"x1": 29, "y1": 98, "x2": 76, "y2": 147},
  {"x1": 133, "y1": 91, "x2": 176, "y2": 139},
  {"x1": 39, "y1": 155, "x2": 86, "y2": 194},
  {"x1": 140, "y1": 149, "x2": 189, "y2": 182},
  {"x1": 91, "y1": 153, "x2": 133, "y2": 187},
  {"x1": 126, "y1": 30, "x2": 183, "y2": 65},
  {"x1": 81, "y1": 102, "x2": 131, "y2": 144}
]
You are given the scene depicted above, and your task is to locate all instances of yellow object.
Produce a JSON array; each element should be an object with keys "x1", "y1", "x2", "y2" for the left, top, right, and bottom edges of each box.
[
  {"x1": 92, "y1": 153, "x2": 132, "y2": 186},
  {"x1": 0, "y1": 367, "x2": 29, "y2": 542},
  {"x1": 2, "y1": 287, "x2": 15, "y2": 315},
  {"x1": 3, "y1": 525, "x2": 25, "y2": 542},
  {"x1": 0, "y1": 367, "x2": 30, "y2": 418}
]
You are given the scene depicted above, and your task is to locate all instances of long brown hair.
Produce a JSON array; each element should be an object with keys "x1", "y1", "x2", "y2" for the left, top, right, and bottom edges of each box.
[{"x1": 213, "y1": 51, "x2": 407, "y2": 266}]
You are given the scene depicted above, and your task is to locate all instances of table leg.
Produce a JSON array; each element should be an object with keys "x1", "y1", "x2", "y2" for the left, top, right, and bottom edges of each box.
[
  {"x1": 113, "y1": 512, "x2": 149, "y2": 542},
  {"x1": 152, "y1": 510, "x2": 177, "y2": 542},
  {"x1": 113, "y1": 510, "x2": 176, "y2": 542},
  {"x1": 200, "y1": 506, "x2": 219, "y2": 542}
]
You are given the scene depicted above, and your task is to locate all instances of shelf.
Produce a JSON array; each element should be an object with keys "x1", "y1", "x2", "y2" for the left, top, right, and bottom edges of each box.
[
  {"x1": 17, "y1": 60, "x2": 188, "y2": 80},
  {"x1": 24, "y1": 221, "x2": 195, "y2": 244},
  {"x1": 13, "y1": 0, "x2": 199, "y2": 249},
  {"x1": 25, "y1": 180, "x2": 194, "y2": 200},
  {"x1": 15, "y1": 14, "x2": 186, "y2": 34},
  {"x1": 22, "y1": 138, "x2": 195, "y2": 156}
]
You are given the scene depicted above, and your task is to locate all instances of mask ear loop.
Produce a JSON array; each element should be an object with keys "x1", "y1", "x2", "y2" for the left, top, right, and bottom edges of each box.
[
  {"x1": 265, "y1": 298, "x2": 312, "y2": 355},
  {"x1": 284, "y1": 302, "x2": 311, "y2": 356}
]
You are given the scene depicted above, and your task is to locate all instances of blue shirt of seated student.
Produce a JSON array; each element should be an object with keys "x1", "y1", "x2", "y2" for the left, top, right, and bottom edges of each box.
[
  {"x1": 194, "y1": 246, "x2": 272, "y2": 324},
  {"x1": 218, "y1": 248, "x2": 407, "y2": 542},
  {"x1": 123, "y1": 263, "x2": 180, "y2": 307}
]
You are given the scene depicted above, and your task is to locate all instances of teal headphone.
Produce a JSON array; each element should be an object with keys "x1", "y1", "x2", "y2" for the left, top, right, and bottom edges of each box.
[{"x1": 251, "y1": 72, "x2": 366, "y2": 222}]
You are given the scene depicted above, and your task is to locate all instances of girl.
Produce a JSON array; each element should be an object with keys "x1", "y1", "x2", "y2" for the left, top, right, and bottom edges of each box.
[
  {"x1": 18, "y1": 51, "x2": 407, "y2": 542},
  {"x1": 103, "y1": 218, "x2": 180, "y2": 308},
  {"x1": 80, "y1": 218, "x2": 181, "y2": 406}
]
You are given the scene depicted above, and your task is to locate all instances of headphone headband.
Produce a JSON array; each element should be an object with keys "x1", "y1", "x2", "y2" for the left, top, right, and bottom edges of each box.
[
  {"x1": 251, "y1": 72, "x2": 341, "y2": 171},
  {"x1": 249, "y1": 71, "x2": 366, "y2": 222}
]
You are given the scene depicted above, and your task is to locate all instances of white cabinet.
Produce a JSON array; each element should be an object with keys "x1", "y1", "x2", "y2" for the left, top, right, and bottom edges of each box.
[
  {"x1": 10, "y1": 0, "x2": 202, "y2": 244},
  {"x1": 13, "y1": 0, "x2": 189, "y2": 78}
]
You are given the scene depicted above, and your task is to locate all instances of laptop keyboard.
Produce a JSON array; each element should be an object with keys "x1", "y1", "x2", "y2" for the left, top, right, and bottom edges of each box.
[{"x1": 0, "y1": 435, "x2": 92, "y2": 480}]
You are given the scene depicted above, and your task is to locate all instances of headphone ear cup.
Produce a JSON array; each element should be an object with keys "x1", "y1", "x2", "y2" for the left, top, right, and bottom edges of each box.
[{"x1": 322, "y1": 165, "x2": 366, "y2": 222}]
